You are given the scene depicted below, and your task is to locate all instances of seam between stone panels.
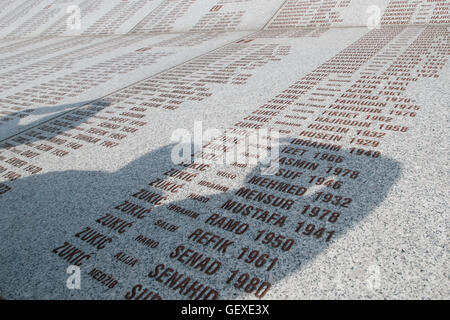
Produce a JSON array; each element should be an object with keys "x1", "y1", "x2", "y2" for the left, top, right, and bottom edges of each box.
[{"x1": 0, "y1": 30, "x2": 261, "y2": 144}]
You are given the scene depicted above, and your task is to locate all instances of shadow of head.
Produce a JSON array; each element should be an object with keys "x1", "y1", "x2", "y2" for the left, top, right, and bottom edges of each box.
[{"x1": 0, "y1": 137, "x2": 402, "y2": 300}]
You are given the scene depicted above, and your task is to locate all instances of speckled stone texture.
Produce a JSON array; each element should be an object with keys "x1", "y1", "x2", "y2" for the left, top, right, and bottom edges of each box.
[{"x1": 0, "y1": 0, "x2": 448, "y2": 300}]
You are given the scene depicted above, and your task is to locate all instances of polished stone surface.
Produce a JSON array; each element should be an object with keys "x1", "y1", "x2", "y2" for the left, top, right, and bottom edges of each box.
[{"x1": 0, "y1": 0, "x2": 448, "y2": 300}]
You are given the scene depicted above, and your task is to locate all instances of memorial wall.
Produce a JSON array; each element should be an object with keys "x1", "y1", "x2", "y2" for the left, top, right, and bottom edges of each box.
[{"x1": 0, "y1": 0, "x2": 448, "y2": 300}]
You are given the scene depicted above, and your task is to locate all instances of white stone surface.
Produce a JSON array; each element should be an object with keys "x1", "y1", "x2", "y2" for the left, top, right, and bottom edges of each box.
[{"x1": 0, "y1": 0, "x2": 448, "y2": 300}]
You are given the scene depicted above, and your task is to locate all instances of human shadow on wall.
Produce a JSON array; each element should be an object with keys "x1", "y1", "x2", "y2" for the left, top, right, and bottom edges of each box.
[{"x1": 0, "y1": 138, "x2": 401, "y2": 299}]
